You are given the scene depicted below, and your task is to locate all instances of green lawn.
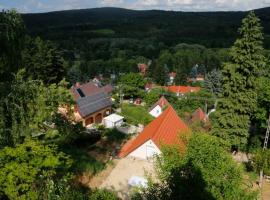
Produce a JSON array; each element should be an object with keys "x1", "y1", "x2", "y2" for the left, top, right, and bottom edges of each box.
[{"x1": 121, "y1": 103, "x2": 154, "y2": 125}]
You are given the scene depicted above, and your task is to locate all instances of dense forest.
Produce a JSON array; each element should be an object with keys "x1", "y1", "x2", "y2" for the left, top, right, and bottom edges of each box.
[
  {"x1": 22, "y1": 7, "x2": 270, "y2": 49},
  {"x1": 20, "y1": 7, "x2": 270, "y2": 84}
]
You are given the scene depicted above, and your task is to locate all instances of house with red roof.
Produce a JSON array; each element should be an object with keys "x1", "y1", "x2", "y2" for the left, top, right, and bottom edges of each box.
[
  {"x1": 168, "y1": 72, "x2": 176, "y2": 85},
  {"x1": 187, "y1": 74, "x2": 205, "y2": 83},
  {"x1": 190, "y1": 107, "x2": 208, "y2": 123},
  {"x1": 165, "y1": 86, "x2": 201, "y2": 96},
  {"x1": 149, "y1": 96, "x2": 170, "y2": 118},
  {"x1": 138, "y1": 63, "x2": 148, "y2": 76},
  {"x1": 119, "y1": 105, "x2": 190, "y2": 160}
]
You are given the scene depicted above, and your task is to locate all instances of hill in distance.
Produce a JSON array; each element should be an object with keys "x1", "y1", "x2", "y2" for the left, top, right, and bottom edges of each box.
[{"x1": 22, "y1": 7, "x2": 270, "y2": 48}]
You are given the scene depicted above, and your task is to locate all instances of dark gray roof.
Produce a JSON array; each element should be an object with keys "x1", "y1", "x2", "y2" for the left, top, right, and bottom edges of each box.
[{"x1": 76, "y1": 91, "x2": 113, "y2": 117}]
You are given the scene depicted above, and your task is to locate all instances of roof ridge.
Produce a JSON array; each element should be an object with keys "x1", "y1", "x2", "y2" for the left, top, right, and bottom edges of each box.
[{"x1": 151, "y1": 106, "x2": 172, "y2": 140}]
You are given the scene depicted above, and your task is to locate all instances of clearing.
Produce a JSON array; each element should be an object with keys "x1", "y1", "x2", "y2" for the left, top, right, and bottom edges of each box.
[{"x1": 100, "y1": 157, "x2": 156, "y2": 200}]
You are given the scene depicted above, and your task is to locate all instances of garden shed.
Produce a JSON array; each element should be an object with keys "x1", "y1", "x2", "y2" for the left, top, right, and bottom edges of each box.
[{"x1": 103, "y1": 114, "x2": 124, "y2": 128}]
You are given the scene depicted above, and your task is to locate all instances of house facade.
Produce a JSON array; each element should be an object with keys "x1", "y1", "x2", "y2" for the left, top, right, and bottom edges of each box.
[
  {"x1": 168, "y1": 72, "x2": 176, "y2": 85},
  {"x1": 149, "y1": 96, "x2": 169, "y2": 118}
]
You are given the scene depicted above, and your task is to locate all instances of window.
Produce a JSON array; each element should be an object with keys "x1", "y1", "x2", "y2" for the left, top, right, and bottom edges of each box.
[{"x1": 77, "y1": 88, "x2": 85, "y2": 97}]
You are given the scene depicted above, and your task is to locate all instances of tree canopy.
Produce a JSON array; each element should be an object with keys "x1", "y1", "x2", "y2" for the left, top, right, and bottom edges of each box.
[
  {"x1": 212, "y1": 11, "x2": 267, "y2": 150},
  {"x1": 133, "y1": 134, "x2": 257, "y2": 200},
  {"x1": 119, "y1": 72, "x2": 146, "y2": 98}
]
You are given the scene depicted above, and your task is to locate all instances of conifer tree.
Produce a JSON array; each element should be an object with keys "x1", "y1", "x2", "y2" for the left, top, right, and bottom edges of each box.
[{"x1": 212, "y1": 11, "x2": 267, "y2": 149}]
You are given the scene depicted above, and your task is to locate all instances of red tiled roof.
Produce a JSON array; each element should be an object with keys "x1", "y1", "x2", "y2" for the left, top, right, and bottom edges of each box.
[
  {"x1": 71, "y1": 82, "x2": 100, "y2": 100},
  {"x1": 71, "y1": 82, "x2": 113, "y2": 100},
  {"x1": 149, "y1": 96, "x2": 169, "y2": 111},
  {"x1": 165, "y1": 86, "x2": 201, "y2": 94},
  {"x1": 119, "y1": 105, "x2": 190, "y2": 157},
  {"x1": 103, "y1": 84, "x2": 113, "y2": 93},
  {"x1": 191, "y1": 107, "x2": 208, "y2": 122}
]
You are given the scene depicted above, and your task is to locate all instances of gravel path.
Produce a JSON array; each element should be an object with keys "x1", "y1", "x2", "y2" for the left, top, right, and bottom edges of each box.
[{"x1": 100, "y1": 157, "x2": 156, "y2": 200}]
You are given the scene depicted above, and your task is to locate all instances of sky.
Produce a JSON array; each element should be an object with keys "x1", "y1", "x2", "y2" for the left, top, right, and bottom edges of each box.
[{"x1": 1, "y1": 0, "x2": 270, "y2": 13}]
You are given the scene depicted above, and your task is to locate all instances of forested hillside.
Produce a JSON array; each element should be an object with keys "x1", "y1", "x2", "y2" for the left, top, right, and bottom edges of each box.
[
  {"x1": 19, "y1": 7, "x2": 270, "y2": 84},
  {"x1": 22, "y1": 7, "x2": 270, "y2": 49}
]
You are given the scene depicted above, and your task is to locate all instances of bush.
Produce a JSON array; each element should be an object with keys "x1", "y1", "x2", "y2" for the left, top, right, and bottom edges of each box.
[
  {"x1": 89, "y1": 189, "x2": 119, "y2": 200},
  {"x1": 252, "y1": 149, "x2": 270, "y2": 176}
]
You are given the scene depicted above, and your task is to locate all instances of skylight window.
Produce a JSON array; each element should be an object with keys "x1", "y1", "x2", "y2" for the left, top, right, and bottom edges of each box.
[{"x1": 77, "y1": 88, "x2": 85, "y2": 97}]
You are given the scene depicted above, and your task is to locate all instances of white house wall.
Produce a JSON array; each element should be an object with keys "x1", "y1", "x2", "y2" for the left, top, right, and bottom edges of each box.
[
  {"x1": 149, "y1": 105, "x2": 162, "y2": 118},
  {"x1": 128, "y1": 139, "x2": 161, "y2": 160}
]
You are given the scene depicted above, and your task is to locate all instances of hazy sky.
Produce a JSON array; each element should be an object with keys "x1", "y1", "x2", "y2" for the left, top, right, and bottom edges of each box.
[{"x1": 1, "y1": 0, "x2": 270, "y2": 13}]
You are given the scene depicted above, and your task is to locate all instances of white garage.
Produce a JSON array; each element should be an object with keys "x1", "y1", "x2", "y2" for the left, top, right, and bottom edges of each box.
[{"x1": 103, "y1": 113, "x2": 124, "y2": 128}]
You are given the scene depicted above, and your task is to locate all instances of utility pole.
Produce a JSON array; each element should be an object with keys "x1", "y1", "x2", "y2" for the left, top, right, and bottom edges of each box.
[
  {"x1": 259, "y1": 112, "x2": 270, "y2": 188},
  {"x1": 119, "y1": 84, "x2": 124, "y2": 113}
]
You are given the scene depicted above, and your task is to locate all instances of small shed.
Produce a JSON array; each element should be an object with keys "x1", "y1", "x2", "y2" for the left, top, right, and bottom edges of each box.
[{"x1": 103, "y1": 114, "x2": 124, "y2": 128}]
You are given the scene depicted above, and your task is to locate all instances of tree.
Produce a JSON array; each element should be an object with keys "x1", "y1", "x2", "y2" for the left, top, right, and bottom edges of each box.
[
  {"x1": 144, "y1": 88, "x2": 165, "y2": 107},
  {"x1": 252, "y1": 149, "x2": 270, "y2": 176},
  {"x1": 212, "y1": 12, "x2": 267, "y2": 150},
  {"x1": 0, "y1": 9, "x2": 25, "y2": 82},
  {"x1": 133, "y1": 134, "x2": 257, "y2": 200},
  {"x1": 22, "y1": 37, "x2": 66, "y2": 84},
  {"x1": 67, "y1": 65, "x2": 83, "y2": 85},
  {"x1": 0, "y1": 139, "x2": 72, "y2": 200},
  {"x1": 0, "y1": 70, "x2": 73, "y2": 147},
  {"x1": 119, "y1": 73, "x2": 146, "y2": 98},
  {"x1": 171, "y1": 89, "x2": 215, "y2": 117},
  {"x1": 204, "y1": 69, "x2": 223, "y2": 97}
]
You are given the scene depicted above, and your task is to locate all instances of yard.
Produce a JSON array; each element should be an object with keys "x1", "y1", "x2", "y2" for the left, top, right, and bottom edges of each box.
[
  {"x1": 100, "y1": 157, "x2": 156, "y2": 200},
  {"x1": 121, "y1": 103, "x2": 154, "y2": 125},
  {"x1": 60, "y1": 128, "x2": 130, "y2": 185}
]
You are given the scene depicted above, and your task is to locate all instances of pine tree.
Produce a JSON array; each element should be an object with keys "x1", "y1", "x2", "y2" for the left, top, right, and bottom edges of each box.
[
  {"x1": 22, "y1": 37, "x2": 66, "y2": 84},
  {"x1": 212, "y1": 11, "x2": 267, "y2": 150}
]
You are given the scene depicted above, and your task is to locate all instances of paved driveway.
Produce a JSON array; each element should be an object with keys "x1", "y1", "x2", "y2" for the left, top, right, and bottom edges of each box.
[{"x1": 100, "y1": 157, "x2": 156, "y2": 200}]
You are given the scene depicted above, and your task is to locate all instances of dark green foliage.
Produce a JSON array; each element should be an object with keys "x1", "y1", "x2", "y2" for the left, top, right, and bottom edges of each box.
[
  {"x1": 0, "y1": 10, "x2": 25, "y2": 82},
  {"x1": 212, "y1": 12, "x2": 267, "y2": 150},
  {"x1": 254, "y1": 76, "x2": 270, "y2": 129},
  {"x1": 102, "y1": 128, "x2": 127, "y2": 142},
  {"x1": 171, "y1": 89, "x2": 215, "y2": 117},
  {"x1": 22, "y1": 37, "x2": 66, "y2": 84},
  {"x1": 22, "y1": 7, "x2": 270, "y2": 49},
  {"x1": 67, "y1": 65, "x2": 83, "y2": 85},
  {"x1": 0, "y1": 70, "x2": 72, "y2": 147},
  {"x1": 133, "y1": 134, "x2": 257, "y2": 200},
  {"x1": 60, "y1": 144, "x2": 105, "y2": 175}
]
